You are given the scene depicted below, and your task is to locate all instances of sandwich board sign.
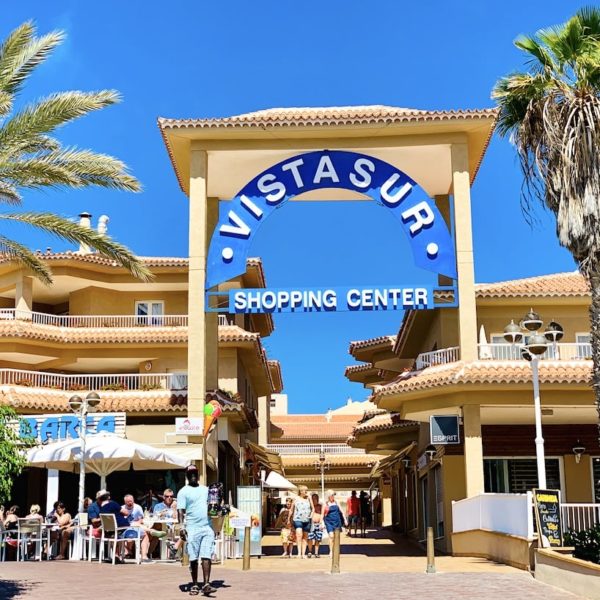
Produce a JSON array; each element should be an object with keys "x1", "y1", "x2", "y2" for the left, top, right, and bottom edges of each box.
[
  {"x1": 429, "y1": 415, "x2": 460, "y2": 445},
  {"x1": 533, "y1": 489, "x2": 563, "y2": 548}
]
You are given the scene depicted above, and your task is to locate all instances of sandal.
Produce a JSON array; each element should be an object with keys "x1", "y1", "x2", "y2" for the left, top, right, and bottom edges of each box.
[
  {"x1": 201, "y1": 583, "x2": 217, "y2": 595},
  {"x1": 189, "y1": 584, "x2": 200, "y2": 596}
]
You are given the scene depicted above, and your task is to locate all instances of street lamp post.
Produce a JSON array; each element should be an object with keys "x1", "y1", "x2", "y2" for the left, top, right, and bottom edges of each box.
[
  {"x1": 503, "y1": 310, "x2": 563, "y2": 490},
  {"x1": 68, "y1": 392, "x2": 101, "y2": 512},
  {"x1": 314, "y1": 444, "x2": 330, "y2": 502}
]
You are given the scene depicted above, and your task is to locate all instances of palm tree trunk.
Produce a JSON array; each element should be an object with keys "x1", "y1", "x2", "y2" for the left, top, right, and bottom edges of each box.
[{"x1": 589, "y1": 272, "x2": 600, "y2": 445}]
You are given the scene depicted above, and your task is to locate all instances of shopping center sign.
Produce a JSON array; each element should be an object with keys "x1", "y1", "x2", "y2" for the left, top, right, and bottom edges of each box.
[{"x1": 206, "y1": 151, "x2": 457, "y2": 313}]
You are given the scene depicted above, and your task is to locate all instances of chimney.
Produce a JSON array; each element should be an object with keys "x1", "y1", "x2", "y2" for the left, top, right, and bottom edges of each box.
[
  {"x1": 97, "y1": 215, "x2": 109, "y2": 236},
  {"x1": 77, "y1": 212, "x2": 92, "y2": 254}
]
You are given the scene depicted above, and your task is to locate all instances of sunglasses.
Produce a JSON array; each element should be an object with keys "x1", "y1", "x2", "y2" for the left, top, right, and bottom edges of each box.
[{"x1": 164, "y1": 495, "x2": 174, "y2": 499}]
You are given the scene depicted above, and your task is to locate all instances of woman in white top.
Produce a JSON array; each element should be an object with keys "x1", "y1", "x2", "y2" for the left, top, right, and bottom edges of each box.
[{"x1": 288, "y1": 485, "x2": 314, "y2": 559}]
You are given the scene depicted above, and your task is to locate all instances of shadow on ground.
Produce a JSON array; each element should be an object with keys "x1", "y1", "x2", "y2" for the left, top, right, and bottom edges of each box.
[{"x1": 0, "y1": 579, "x2": 36, "y2": 599}]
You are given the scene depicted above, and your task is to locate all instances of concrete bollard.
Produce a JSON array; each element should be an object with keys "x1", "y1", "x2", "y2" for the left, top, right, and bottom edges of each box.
[
  {"x1": 242, "y1": 526, "x2": 251, "y2": 571},
  {"x1": 426, "y1": 526, "x2": 436, "y2": 574},
  {"x1": 331, "y1": 528, "x2": 341, "y2": 574}
]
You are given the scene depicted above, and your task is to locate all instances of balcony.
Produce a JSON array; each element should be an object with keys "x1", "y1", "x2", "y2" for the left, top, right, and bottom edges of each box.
[
  {"x1": 413, "y1": 342, "x2": 593, "y2": 371},
  {"x1": 0, "y1": 309, "x2": 188, "y2": 328},
  {"x1": 0, "y1": 368, "x2": 188, "y2": 392},
  {"x1": 266, "y1": 444, "x2": 366, "y2": 455}
]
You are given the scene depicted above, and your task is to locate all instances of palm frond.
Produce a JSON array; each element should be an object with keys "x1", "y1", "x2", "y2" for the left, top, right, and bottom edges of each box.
[
  {"x1": 0, "y1": 181, "x2": 21, "y2": 205},
  {"x1": 0, "y1": 21, "x2": 63, "y2": 114},
  {"x1": 0, "y1": 90, "x2": 120, "y2": 149},
  {"x1": 0, "y1": 212, "x2": 153, "y2": 282},
  {"x1": 0, "y1": 235, "x2": 52, "y2": 284}
]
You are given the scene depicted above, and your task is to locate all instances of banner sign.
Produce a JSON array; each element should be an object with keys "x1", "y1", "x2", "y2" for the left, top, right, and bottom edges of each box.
[
  {"x1": 16, "y1": 412, "x2": 126, "y2": 444},
  {"x1": 429, "y1": 415, "x2": 460, "y2": 445},
  {"x1": 533, "y1": 489, "x2": 563, "y2": 548},
  {"x1": 236, "y1": 486, "x2": 262, "y2": 556},
  {"x1": 206, "y1": 150, "x2": 457, "y2": 290},
  {"x1": 229, "y1": 285, "x2": 432, "y2": 313},
  {"x1": 175, "y1": 417, "x2": 203, "y2": 435}
]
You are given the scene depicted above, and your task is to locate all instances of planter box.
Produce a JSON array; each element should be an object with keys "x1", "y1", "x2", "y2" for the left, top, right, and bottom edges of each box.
[{"x1": 535, "y1": 548, "x2": 600, "y2": 599}]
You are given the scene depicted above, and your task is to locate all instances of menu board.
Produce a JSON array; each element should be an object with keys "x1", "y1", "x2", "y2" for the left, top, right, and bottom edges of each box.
[
  {"x1": 533, "y1": 488, "x2": 563, "y2": 548},
  {"x1": 236, "y1": 486, "x2": 262, "y2": 556}
]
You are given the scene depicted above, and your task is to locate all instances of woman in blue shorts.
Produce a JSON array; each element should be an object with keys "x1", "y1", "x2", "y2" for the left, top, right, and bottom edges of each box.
[{"x1": 288, "y1": 485, "x2": 314, "y2": 559}]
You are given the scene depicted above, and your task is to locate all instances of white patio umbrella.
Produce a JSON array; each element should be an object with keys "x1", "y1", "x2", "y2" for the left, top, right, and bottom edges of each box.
[
  {"x1": 26, "y1": 432, "x2": 189, "y2": 488},
  {"x1": 479, "y1": 324, "x2": 493, "y2": 360}
]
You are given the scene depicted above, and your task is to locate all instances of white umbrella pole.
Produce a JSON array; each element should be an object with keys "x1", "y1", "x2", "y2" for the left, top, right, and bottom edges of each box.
[
  {"x1": 77, "y1": 412, "x2": 88, "y2": 513},
  {"x1": 100, "y1": 474, "x2": 107, "y2": 490}
]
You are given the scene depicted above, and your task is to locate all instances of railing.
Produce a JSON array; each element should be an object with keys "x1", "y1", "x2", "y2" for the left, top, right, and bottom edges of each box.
[
  {"x1": 561, "y1": 503, "x2": 600, "y2": 533},
  {"x1": 266, "y1": 444, "x2": 365, "y2": 455},
  {"x1": 478, "y1": 342, "x2": 592, "y2": 361},
  {"x1": 0, "y1": 369, "x2": 188, "y2": 392},
  {"x1": 452, "y1": 492, "x2": 534, "y2": 539},
  {"x1": 415, "y1": 347, "x2": 459, "y2": 370},
  {"x1": 0, "y1": 309, "x2": 188, "y2": 328}
]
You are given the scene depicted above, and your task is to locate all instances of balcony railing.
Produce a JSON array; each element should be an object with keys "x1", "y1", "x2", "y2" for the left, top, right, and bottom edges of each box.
[
  {"x1": 266, "y1": 444, "x2": 365, "y2": 455},
  {"x1": 0, "y1": 309, "x2": 188, "y2": 328},
  {"x1": 0, "y1": 369, "x2": 188, "y2": 392},
  {"x1": 415, "y1": 347, "x2": 459, "y2": 370},
  {"x1": 478, "y1": 342, "x2": 592, "y2": 361},
  {"x1": 561, "y1": 503, "x2": 600, "y2": 533}
]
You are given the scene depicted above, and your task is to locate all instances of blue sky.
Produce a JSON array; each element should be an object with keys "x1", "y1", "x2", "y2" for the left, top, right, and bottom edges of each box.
[{"x1": 1, "y1": 1, "x2": 583, "y2": 412}]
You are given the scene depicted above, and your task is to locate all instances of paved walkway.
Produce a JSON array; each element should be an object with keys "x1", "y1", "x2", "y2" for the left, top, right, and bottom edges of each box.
[{"x1": 0, "y1": 529, "x2": 585, "y2": 599}]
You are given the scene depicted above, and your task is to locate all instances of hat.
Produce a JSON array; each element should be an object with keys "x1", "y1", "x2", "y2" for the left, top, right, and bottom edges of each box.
[
  {"x1": 185, "y1": 464, "x2": 198, "y2": 473},
  {"x1": 96, "y1": 489, "x2": 110, "y2": 500}
]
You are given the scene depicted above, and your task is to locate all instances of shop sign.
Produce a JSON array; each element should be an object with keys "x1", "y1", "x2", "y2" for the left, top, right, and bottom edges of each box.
[
  {"x1": 228, "y1": 508, "x2": 251, "y2": 529},
  {"x1": 533, "y1": 489, "x2": 563, "y2": 548},
  {"x1": 206, "y1": 150, "x2": 457, "y2": 293},
  {"x1": 229, "y1": 285, "x2": 432, "y2": 313},
  {"x1": 175, "y1": 417, "x2": 203, "y2": 435},
  {"x1": 16, "y1": 412, "x2": 126, "y2": 443},
  {"x1": 429, "y1": 415, "x2": 460, "y2": 445}
]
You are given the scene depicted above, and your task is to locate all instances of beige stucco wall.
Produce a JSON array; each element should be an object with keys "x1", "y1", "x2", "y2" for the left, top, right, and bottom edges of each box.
[
  {"x1": 69, "y1": 287, "x2": 188, "y2": 316},
  {"x1": 564, "y1": 454, "x2": 594, "y2": 502},
  {"x1": 452, "y1": 529, "x2": 533, "y2": 570},
  {"x1": 442, "y1": 455, "x2": 467, "y2": 552},
  {"x1": 535, "y1": 549, "x2": 600, "y2": 599}
]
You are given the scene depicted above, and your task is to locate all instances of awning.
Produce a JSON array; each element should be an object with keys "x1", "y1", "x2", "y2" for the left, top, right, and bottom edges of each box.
[
  {"x1": 264, "y1": 471, "x2": 297, "y2": 491},
  {"x1": 246, "y1": 441, "x2": 283, "y2": 474},
  {"x1": 370, "y1": 442, "x2": 415, "y2": 478}
]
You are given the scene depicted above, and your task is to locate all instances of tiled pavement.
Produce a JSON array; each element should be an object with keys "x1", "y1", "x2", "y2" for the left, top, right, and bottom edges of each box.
[{"x1": 0, "y1": 530, "x2": 587, "y2": 600}]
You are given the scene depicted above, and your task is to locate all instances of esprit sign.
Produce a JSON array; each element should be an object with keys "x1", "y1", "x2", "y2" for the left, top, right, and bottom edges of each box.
[
  {"x1": 429, "y1": 415, "x2": 460, "y2": 445},
  {"x1": 206, "y1": 151, "x2": 457, "y2": 293}
]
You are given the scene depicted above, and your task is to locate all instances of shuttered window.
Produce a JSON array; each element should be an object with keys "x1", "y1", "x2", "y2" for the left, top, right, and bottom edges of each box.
[
  {"x1": 593, "y1": 457, "x2": 600, "y2": 503},
  {"x1": 484, "y1": 458, "x2": 562, "y2": 493}
]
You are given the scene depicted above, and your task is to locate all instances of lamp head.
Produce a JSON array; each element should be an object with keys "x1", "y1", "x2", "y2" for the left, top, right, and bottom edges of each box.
[
  {"x1": 86, "y1": 392, "x2": 101, "y2": 411},
  {"x1": 525, "y1": 333, "x2": 548, "y2": 356},
  {"x1": 503, "y1": 320, "x2": 523, "y2": 344},
  {"x1": 572, "y1": 440, "x2": 586, "y2": 464},
  {"x1": 425, "y1": 445, "x2": 437, "y2": 460},
  {"x1": 401, "y1": 457, "x2": 411, "y2": 469},
  {"x1": 544, "y1": 321, "x2": 564, "y2": 343},
  {"x1": 522, "y1": 308, "x2": 543, "y2": 332},
  {"x1": 68, "y1": 395, "x2": 82, "y2": 412}
]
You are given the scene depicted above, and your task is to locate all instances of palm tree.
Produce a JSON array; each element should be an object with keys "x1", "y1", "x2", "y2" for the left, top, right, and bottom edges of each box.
[
  {"x1": 492, "y1": 7, "x2": 600, "y2": 437},
  {"x1": 0, "y1": 21, "x2": 152, "y2": 283}
]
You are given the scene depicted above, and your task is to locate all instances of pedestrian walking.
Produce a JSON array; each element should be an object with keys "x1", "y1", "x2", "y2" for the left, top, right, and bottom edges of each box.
[
  {"x1": 288, "y1": 485, "x2": 314, "y2": 559},
  {"x1": 346, "y1": 490, "x2": 360, "y2": 537},
  {"x1": 177, "y1": 465, "x2": 216, "y2": 596},
  {"x1": 323, "y1": 490, "x2": 346, "y2": 555},
  {"x1": 307, "y1": 493, "x2": 323, "y2": 558},
  {"x1": 274, "y1": 497, "x2": 294, "y2": 557},
  {"x1": 359, "y1": 491, "x2": 372, "y2": 538}
]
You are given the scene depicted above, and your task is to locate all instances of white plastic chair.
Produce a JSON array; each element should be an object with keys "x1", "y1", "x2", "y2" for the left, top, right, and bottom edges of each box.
[
  {"x1": 0, "y1": 522, "x2": 9, "y2": 561},
  {"x1": 98, "y1": 514, "x2": 141, "y2": 565},
  {"x1": 16, "y1": 519, "x2": 43, "y2": 561}
]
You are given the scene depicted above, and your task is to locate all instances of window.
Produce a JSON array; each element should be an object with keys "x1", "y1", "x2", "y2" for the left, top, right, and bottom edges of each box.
[
  {"x1": 135, "y1": 301, "x2": 164, "y2": 326},
  {"x1": 269, "y1": 398, "x2": 276, "y2": 408},
  {"x1": 593, "y1": 457, "x2": 600, "y2": 503},
  {"x1": 484, "y1": 458, "x2": 562, "y2": 493},
  {"x1": 576, "y1": 333, "x2": 592, "y2": 359}
]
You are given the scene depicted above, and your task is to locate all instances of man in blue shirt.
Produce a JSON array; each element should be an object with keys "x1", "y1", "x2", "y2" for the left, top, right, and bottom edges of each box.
[{"x1": 177, "y1": 465, "x2": 215, "y2": 596}]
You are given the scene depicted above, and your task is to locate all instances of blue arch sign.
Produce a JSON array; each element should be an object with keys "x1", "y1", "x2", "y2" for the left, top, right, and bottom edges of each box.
[{"x1": 206, "y1": 151, "x2": 456, "y2": 311}]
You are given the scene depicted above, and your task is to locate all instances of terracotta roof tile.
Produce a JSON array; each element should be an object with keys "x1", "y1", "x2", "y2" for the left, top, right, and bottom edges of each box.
[
  {"x1": 281, "y1": 453, "x2": 382, "y2": 468},
  {"x1": 0, "y1": 252, "x2": 188, "y2": 269},
  {"x1": 349, "y1": 413, "x2": 418, "y2": 439},
  {"x1": 372, "y1": 360, "x2": 592, "y2": 401},
  {"x1": 270, "y1": 419, "x2": 360, "y2": 441},
  {"x1": 268, "y1": 360, "x2": 283, "y2": 393},
  {"x1": 1, "y1": 386, "x2": 187, "y2": 413},
  {"x1": 159, "y1": 106, "x2": 498, "y2": 130},
  {"x1": 476, "y1": 272, "x2": 589, "y2": 299},
  {"x1": 349, "y1": 335, "x2": 396, "y2": 354}
]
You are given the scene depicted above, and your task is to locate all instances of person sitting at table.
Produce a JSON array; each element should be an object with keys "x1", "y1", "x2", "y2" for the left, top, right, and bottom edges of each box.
[
  {"x1": 46, "y1": 501, "x2": 59, "y2": 524},
  {"x1": 51, "y1": 502, "x2": 72, "y2": 560},
  {"x1": 140, "y1": 487, "x2": 175, "y2": 562},
  {"x1": 121, "y1": 494, "x2": 144, "y2": 559},
  {"x1": 4, "y1": 505, "x2": 20, "y2": 560},
  {"x1": 26, "y1": 504, "x2": 45, "y2": 522}
]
